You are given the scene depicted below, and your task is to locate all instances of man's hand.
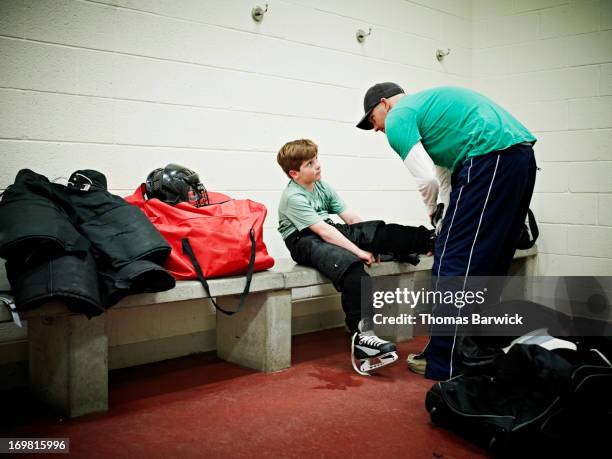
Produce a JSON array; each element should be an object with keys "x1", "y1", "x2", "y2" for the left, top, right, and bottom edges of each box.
[
  {"x1": 430, "y1": 202, "x2": 445, "y2": 227},
  {"x1": 430, "y1": 202, "x2": 445, "y2": 237}
]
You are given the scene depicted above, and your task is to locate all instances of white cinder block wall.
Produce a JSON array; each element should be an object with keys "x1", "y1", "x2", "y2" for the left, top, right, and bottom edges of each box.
[
  {"x1": 0, "y1": 0, "x2": 471, "y2": 377},
  {"x1": 472, "y1": 0, "x2": 612, "y2": 275},
  {"x1": 0, "y1": 0, "x2": 472, "y2": 256}
]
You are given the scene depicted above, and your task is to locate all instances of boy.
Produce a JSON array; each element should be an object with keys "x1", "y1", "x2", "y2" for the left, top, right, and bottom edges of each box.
[{"x1": 276, "y1": 139, "x2": 435, "y2": 375}]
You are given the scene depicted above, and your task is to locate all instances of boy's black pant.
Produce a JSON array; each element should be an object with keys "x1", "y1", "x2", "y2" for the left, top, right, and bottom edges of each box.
[{"x1": 284, "y1": 221, "x2": 432, "y2": 333}]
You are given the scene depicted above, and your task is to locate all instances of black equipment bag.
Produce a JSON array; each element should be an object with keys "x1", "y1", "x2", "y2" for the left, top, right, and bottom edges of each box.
[{"x1": 425, "y1": 337, "x2": 612, "y2": 457}]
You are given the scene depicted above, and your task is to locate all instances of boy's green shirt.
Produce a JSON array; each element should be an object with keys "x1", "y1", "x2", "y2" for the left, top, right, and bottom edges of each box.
[
  {"x1": 278, "y1": 180, "x2": 346, "y2": 240},
  {"x1": 385, "y1": 86, "x2": 536, "y2": 172}
]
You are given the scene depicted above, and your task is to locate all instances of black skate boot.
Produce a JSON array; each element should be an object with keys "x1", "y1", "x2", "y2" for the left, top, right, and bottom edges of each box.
[{"x1": 351, "y1": 330, "x2": 398, "y2": 376}]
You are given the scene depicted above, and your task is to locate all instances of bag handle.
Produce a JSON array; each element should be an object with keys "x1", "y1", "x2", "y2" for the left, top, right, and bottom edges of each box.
[
  {"x1": 523, "y1": 209, "x2": 539, "y2": 249},
  {"x1": 181, "y1": 229, "x2": 257, "y2": 315}
]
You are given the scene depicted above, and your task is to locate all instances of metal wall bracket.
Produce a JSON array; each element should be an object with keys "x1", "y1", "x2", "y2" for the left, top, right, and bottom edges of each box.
[
  {"x1": 251, "y1": 4, "x2": 269, "y2": 22},
  {"x1": 356, "y1": 28, "x2": 372, "y2": 43},
  {"x1": 436, "y1": 48, "x2": 451, "y2": 62}
]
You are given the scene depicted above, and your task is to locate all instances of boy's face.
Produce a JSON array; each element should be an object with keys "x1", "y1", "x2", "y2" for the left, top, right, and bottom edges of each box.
[{"x1": 290, "y1": 155, "x2": 321, "y2": 184}]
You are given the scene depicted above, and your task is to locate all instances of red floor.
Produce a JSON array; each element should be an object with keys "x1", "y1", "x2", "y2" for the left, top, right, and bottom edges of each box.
[{"x1": 2, "y1": 330, "x2": 488, "y2": 459}]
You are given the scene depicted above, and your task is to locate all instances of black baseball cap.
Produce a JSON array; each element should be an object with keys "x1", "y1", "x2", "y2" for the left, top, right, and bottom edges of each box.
[{"x1": 356, "y1": 82, "x2": 405, "y2": 130}]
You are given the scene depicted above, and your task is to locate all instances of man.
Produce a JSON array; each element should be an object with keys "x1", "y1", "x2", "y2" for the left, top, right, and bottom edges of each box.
[{"x1": 357, "y1": 83, "x2": 537, "y2": 380}]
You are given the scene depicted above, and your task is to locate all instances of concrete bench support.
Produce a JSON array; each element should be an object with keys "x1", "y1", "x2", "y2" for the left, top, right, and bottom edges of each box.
[
  {"x1": 28, "y1": 313, "x2": 108, "y2": 417},
  {"x1": 216, "y1": 290, "x2": 292, "y2": 372}
]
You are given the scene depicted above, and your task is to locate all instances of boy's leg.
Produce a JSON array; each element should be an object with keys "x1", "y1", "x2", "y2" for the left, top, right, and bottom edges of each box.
[
  {"x1": 333, "y1": 220, "x2": 433, "y2": 259},
  {"x1": 334, "y1": 220, "x2": 384, "y2": 251},
  {"x1": 339, "y1": 262, "x2": 399, "y2": 375},
  {"x1": 370, "y1": 223, "x2": 434, "y2": 259},
  {"x1": 285, "y1": 232, "x2": 398, "y2": 375},
  {"x1": 286, "y1": 232, "x2": 364, "y2": 333},
  {"x1": 338, "y1": 262, "x2": 371, "y2": 333}
]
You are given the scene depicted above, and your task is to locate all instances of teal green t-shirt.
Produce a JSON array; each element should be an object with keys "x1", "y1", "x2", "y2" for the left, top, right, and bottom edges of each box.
[
  {"x1": 277, "y1": 180, "x2": 346, "y2": 240},
  {"x1": 385, "y1": 86, "x2": 536, "y2": 172}
]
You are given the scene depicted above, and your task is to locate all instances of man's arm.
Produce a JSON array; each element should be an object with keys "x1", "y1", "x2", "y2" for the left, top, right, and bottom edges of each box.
[
  {"x1": 309, "y1": 221, "x2": 375, "y2": 266},
  {"x1": 403, "y1": 141, "x2": 439, "y2": 217},
  {"x1": 436, "y1": 166, "x2": 451, "y2": 209},
  {"x1": 338, "y1": 209, "x2": 362, "y2": 225},
  {"x1": 431, "y1": 166, "x2": 451, "y2": 232}
]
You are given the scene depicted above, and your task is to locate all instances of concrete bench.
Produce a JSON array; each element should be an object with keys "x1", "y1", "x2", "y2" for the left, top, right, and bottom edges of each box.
[{"x1": 0, "y1": 247, "x2": 537, "y2": 417}]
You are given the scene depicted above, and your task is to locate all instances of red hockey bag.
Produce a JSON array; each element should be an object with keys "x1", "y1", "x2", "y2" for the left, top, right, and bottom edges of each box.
[{"x1": 126, "y1": 186, "x2": 275, "y2": 314}]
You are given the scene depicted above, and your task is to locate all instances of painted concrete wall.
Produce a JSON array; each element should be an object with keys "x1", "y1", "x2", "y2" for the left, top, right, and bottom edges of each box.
[
  {"x1": 0, "y1": 0, "x2": 471, "y2": 251},
  {"x1": 472, "y1": 0, "x2": 612, "y2": 276}
]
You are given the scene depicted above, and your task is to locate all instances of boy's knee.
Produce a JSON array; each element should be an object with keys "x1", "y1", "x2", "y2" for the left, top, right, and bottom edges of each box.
[{"x1": 339, "y1": 262, "x2": 368, "y2": 291}]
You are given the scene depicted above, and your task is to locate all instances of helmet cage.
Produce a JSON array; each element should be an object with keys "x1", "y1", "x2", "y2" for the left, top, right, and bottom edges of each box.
[{"x1": 145, "y1": 164, "x2": 210, "y2": 207}]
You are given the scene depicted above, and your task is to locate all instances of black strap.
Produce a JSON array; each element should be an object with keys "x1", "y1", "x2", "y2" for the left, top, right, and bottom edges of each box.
[
  {"x1": 181, "y1": 228, "x2": 257, "y2": 315},
  {"x1": 527, "y1": 209, "x2": 539, "y2": 242},
  {"x1": 523, "y1": 208, "x2": 539, "y2": 249}
]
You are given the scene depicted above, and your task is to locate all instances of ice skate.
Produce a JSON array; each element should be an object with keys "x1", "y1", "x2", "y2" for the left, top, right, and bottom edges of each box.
[{"x1": 351, "y1": 331, "x2": 398, "y2": 376}]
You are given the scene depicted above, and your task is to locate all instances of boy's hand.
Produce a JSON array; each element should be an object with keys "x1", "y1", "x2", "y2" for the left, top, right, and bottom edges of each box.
[{"x1": 358, "y1": 249, "x2": 376, "y2": 266}]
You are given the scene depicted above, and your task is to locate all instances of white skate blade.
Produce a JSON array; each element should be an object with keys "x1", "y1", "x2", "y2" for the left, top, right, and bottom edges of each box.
[
  {"x1": 351, "y1": 333, "x2": 371, "y2": 376},
  {"x1": 352, "y1": 355, "x2": 371, "y2": 376},
  {"x1": 352, "y1": 351, "x2": 399, "y2": 376}
]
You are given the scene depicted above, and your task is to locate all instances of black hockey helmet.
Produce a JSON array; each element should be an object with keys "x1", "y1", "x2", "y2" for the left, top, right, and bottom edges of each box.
[{"x1": 145, "y1": 163, "x2": 209, "y2": 206}]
